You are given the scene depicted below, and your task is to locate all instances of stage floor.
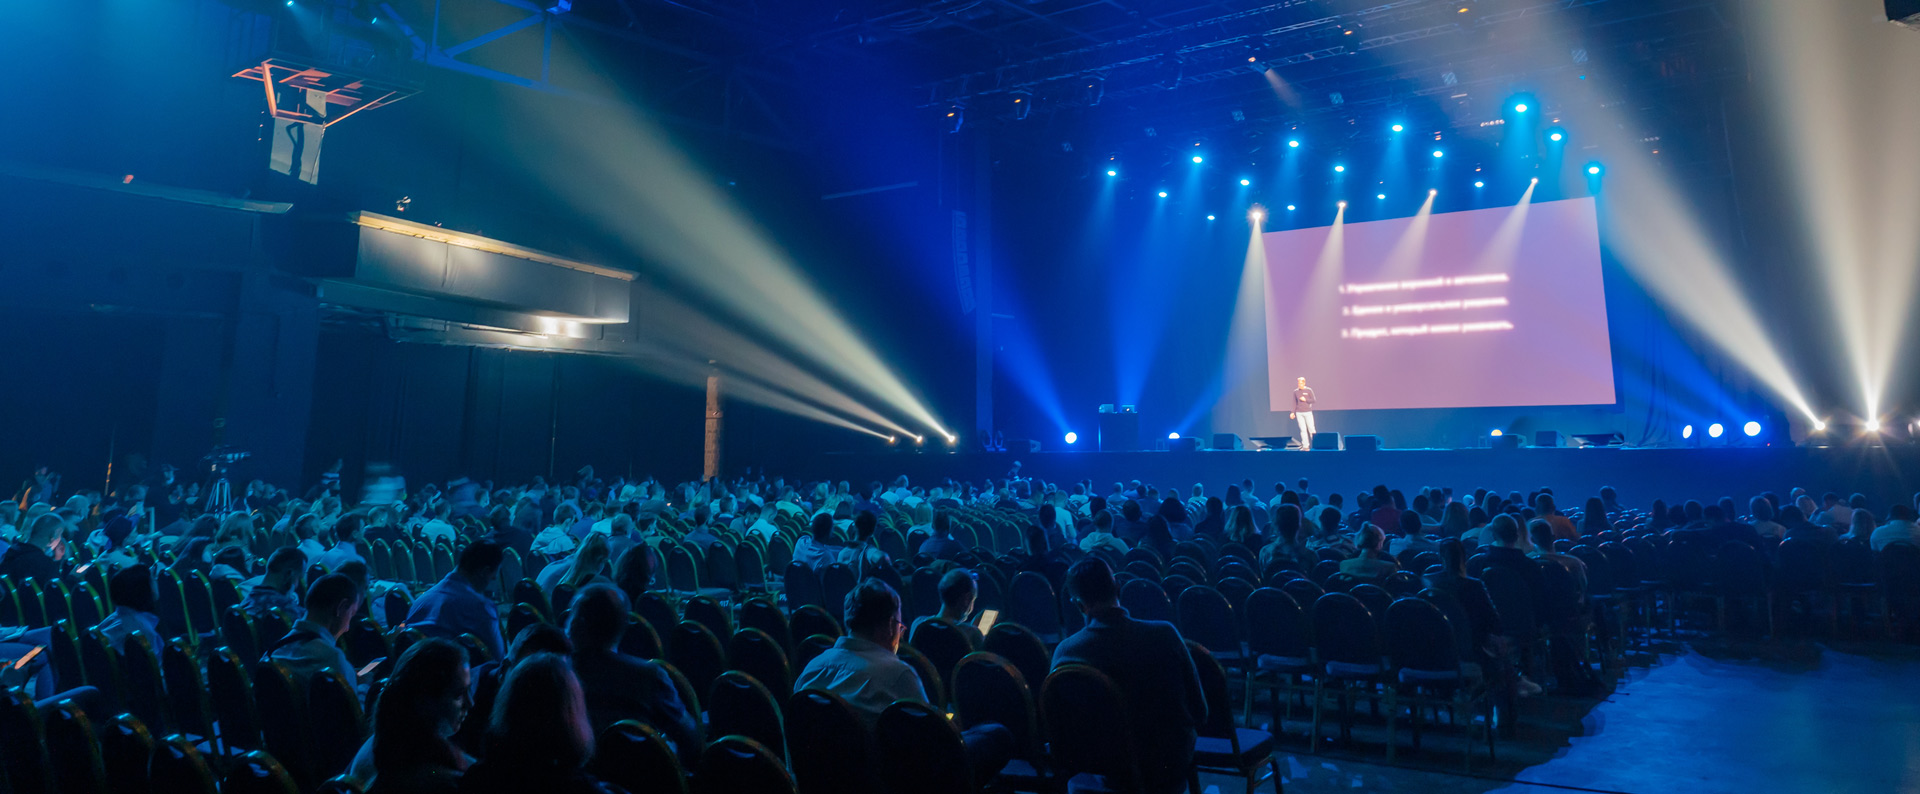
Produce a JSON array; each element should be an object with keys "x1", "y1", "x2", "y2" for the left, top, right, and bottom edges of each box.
[{"x1": 811, "y1": 445, "x2": 1920, "y2": 508}]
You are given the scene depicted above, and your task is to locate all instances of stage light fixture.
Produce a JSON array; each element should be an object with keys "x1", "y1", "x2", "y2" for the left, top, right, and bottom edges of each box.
[
  {"x1": 1337, "y1": 201, "x2": 1348, "y2": 208},
  {"x1": 1391, "y1": 123, "x2": 1405, "y2": 132},
  {"x1": 1169, "y1": 432, "x2": 1181, "y2": 440},
  {"x1": 1239, "y1": 178, "x2": 1251, "y2": 186},
  {"x1": 1334, "y1": 165, "x2": 1346, "y2": 172},
  {"x1": 1683, "y1": 424, "x2": 1694, "y2": 439},
  {"x1": 1514, "y1": 102, "x2": 1529, "y2": 113},
  {"x1": 1192, "y1": 155, "x2": 1204, "y2": 164},
  {"x1": 1813, "y1": 419, "x2": 1829, "y2": 432},
  {"x1": 1586, "y1": 163, "x2": 1603, "y2": 175},
  {"x1": 1064, "y1": 432, "x2": 1078, "y2": 445},
  {"x1": 1491, "y1": 429, "x2": 1503, "y2": 437},
  {"x1": 887, "y1": 435, "x2": 897, "y2": 445},
  {"x1": 1708, "y1": 423, "x2": 1724, "y2": 438},
  {"x1": 1429, "y1": 188, "x2": 1438, "y2": 196},
  {"x1": 1249, "y1": 208, "x2": 1265, "y2": 222},
  {"x1": 1474, "y1": 181, "x2": 1485, "y2": 188},
  {"x1": 1158, "y1": 191, "x2": 1168, "y2": 198},
  {"x1": 1864, "y1": 418, "x2": 1882, "y2": 434},
  {"x1": 1288, "y1": 139, "x2": 1301, "y2": 148},
  {"x1": 1531, "y1": 177, "x2": 1539, "y2": 183},
  {"x1": 1743, "y1": 421, "x2": 1762, "y2": 437},
  {"x1": 1286, "y1": 204, "x2": 1296, "y2": 211},
  {"x1": 1548, "y1": 128, "x2": 1566, "y2": 142},
  {"x1": 1107, "y1": 169, "x2": 1117, "y2": 177},
  {"x1": 1207, "y1": 215, "x2": 1216, "y2": 221},
  {"x1": 1376, "y1": 193, "x2": 1386, "y2": 199},
  {"x1": 1011, "y1": 90, "x2": 1032, "y2": 121},
  {"x1": 1432, "y1": 149, "x2": 1445, "y2": 158}
]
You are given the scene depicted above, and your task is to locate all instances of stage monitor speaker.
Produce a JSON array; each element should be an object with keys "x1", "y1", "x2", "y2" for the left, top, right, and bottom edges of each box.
[
  {"x1": 1098, "y1": 411, "x2": 1141, "y2": 452},
  {"x1": 1211, "y1": 433, "x2": 1243, "y2": 451},
  {"x1": 1345, "y1": 434, "x2": 1381, "y2": 452},
  {"x1": 1493, "y1": 433, "x2": 1524, "y2": 450},
  {"x1": 1573, "y1": 432, "x2": 1624, "y2": 448},
  {"x1": 1169, "y1": 437, "x2": 1202, "y2": 452},
  {"x1": 1311, "y1": 432, "x2": 1342, "y2": 451},
  {"x1": 1248, "y1": 436, "x2": 1291, "y2": 451},
  {"x1": 1891, "y1": 0, "x2": 1920, "y2": 28},
  {"x1": 1534, "y1": 430, "x2": 1564, "y2": 448}
]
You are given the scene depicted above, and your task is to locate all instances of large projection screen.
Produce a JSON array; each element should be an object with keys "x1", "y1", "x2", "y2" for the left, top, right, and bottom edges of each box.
[{"x1": 1263, "y1": 196, "x2": 1614, "y2": 412}]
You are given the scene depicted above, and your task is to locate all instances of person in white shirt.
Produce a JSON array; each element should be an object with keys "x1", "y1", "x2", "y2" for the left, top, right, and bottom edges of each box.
[
  {"x1": 1871, "y1": 504, "x2": 1920, "y2": 551},
  {"x1": 1749, "y1": 496, "x2": 1786, "y2": 540},
  {"x1": 1078, "y1": 510, "x2": 1131, "y2": 557},
  {"x1": 420, "y1": 501, "x2": 458, "y2": 545},
  {"x1": 318, "y1": 514, "x2": 369, "y2": 572}
]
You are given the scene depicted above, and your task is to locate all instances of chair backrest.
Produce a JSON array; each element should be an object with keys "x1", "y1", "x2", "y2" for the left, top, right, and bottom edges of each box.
[
  {"x1": 592, "y1": 720, "x2": 689, "y2": 794},
  {"x1": 765, "y1": 535, "x2": 794, "y2": 578},
  {"x1": 693, "y1": 735, "x2": 796, "y2": 794},
  {"x1": 382, "y1": 589, "x2": 413, "y2": 629},
  {"x1": 431, "y1": 544, "x2": 456, "y2": 584},
  {"x1": 1311, "y1": 592, "x2": 1383, "y2": 667},
  {"x1": 875, "y1": 700, "x2": 972, "y2": 794},
  {"x1": 656, "y1": 660, "x2": 704, "y2": 719},
  {"x1": 789, "y1": 604, "x2": 842, "y2": 642},
  {"x1": 341, "y1": 618, "x2": 389, "y2": 669},
  {"x1": 1040, "y1": 664, "x2": 1142, "y2": 789},
  {"x1": 1183, "y1": 640, "x2": 1237, "y2": 738},
  {"x1": 668, "y1": 620, "x2": 730, "y2": 699},
  {"x1": 162, "y1": 636, "x2": 215, "y2": 738},
  {"x1": 390, "y1": 541, "x2": 419, "y2": 586},
  {"x1": 1170, "y1": 558, "x2": 1211, "y2": 585},
  {"x1": 729, "y1": 627, "x2": 794, "y2": 699},
  {"x1": 951, "y1": 651, "x2": 1041, "y2": 758},
  {"x1": 155, "y1": 571, "x2": 191, "y2": 639},
  {"x1": 101, "y1": 713, "x2": 155, "y2": 794},
  {"x1": 0, "y1": 687, "x2": 52, "y2": 794},
  {"x1": 1879, "y1": 542, "x2": 1920, "y2": 601},
  {"x1": 497, "y1": 548, "x2": 525, "y2": 595},
  {"x1": 1387, "y1": 596, "x2": 1460, "y2": 675},
  {"x1": 819, "y1": 564, "x2": 857, "y2": 616},
  {"x1": 784, "y1": 688, "x2": 879, "y2": 794},
  {"x1": 210, "y1": 577, "x2": 242, "y2": 616},
  {"x1": 316, "y1": 775, "x2": 366, "y2": 794},
  {"x1": 221, "y1": 606, "x2": 260, "y2": 662},
  {"x1": 1478, "y1": 565, "x2": 1538, "y2": 636},
  {"x1": 1280, "y1": 577, "x2": 1326, "y2": 611},
  {"x1": 894, "y1": 642, "x2": 945, "y2": 706},
  {"x1": 150, "y1": 734, "x2": 219, "y2": 794},
  {"x1": 1119, "y1": 578, "x2": 1174, "y2": 623},
  {"x1": 668, "y1": 545, "x2": 702, "y2": 593},
  {"x1": 1215, "y1": 575, "x2": 1258, "y2": 613},
  {"x1": 46, "y1": 699, "x2": 109, "y2": 794},
  {"x1": 907, "y1": 567, "x2": 942, "y2": 623},
  {"x1": 181, "y1": 572, "x2": 217, "y2": 640},
  {"x1": 1348, "y1": 583, "x2": 1394, "y2": 620},
  {"x1": 1709, "y1": 541, "x2": 1770, "y2": 596},
  {"x1": 1310, "y1": 559, "x2": 1343, "y2": 585},
  {"x1": 738, "y1": 596, "x2": 793, "y2": 651},
  {"x1": 511, "y1": 578, "x2": 552, "y2": 623},
  {"x1": 907, "y1": 617, "x2": 977, "y2": 698},
  {"x1": 219, "y1": 751, "x2": 299, "y2": 794},
  {"x1": 121, "y1": 631, "x2": 170, "y2": 734},
  {"x1": 706, "y1": 543, "x2": 741, "y2": 592},
  {"x1": 1383, "y1": 570, "x2": 1422, "y2": 597},
  {"x1": 684, "y1": 595, "x2": 733, "y2": 640},
  {"x1": 307, "y1": 668, "x2": 367, "y2": 779},
  {"x1": 634, "y1": 592, "x2": 680, "y2": 653},
  {"x1": 982, "y1": 622, "x2": 1051, "y2": 696},
  {"x1": 793, "y1": 634, "x2": 837, "y2": 672},
  {"x1": 783, "y1": 562, "x2": 823, "y2": 610},
  {"x1": 1828, "y1": 540, "x2": 1876, "y2": 585},
  {"x1": 1006, "y1": 571, "x2": 1061, "y2": 638},
  {"x1": 369, "y1": 540, "x2": 394, "y2": 580},
  {"x1": 1243, "y1": 587, "x2": 1310, "y2": 660},
  {"x1": 71, "y1": 581, "x2": 108, "y2": 629},
  {"x1": 622, "y1": 612, "x2": 665, "y2": 661},
  {"x1": 1175, "y1": 585, "x2": 1242, "y2": 657},
  {"x1": 1774, "y1": 538, "x2": 1830, "y2": 591},
  {"x1": 250, "y1": 661, "x2": 314, "y2": 788},
  {"x1": 207, "y1": 646, "x2": 264, "y2": 751},
  {"x1": 735, "y1": 542, "x2": 768, "y2": 591},
  {"x1": 708, "y1": 670, "x2": 787, "y2": 761}
]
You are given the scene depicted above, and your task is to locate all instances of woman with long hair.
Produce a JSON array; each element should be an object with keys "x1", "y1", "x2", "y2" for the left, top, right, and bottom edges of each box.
[
  {"x1": 1258, "y1": 504, "x2": 1314, "y2": 575},
  {"x1": 1440, "y1": 502, "x2": 1472, "y2": 540},
  {"x1": 460, "y1": 653, "x2": 619, "y2": 794},
  {"x1": 357, "y1": 638, "x2": 472, "y2": 794},
  {"x1": 1223, "y1": 505, "x2": 1258, "y2": 547},
  {"x1": 560, "y1": 533, "x2": 613, "y2": 590},
  {"x1": 1580, "y1": 497, "x2": 1612, "y2": 537}
]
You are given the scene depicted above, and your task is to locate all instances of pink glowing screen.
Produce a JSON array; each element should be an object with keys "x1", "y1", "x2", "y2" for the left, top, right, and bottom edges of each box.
[{"x1": 1263, "y1": 196, "x2": 1614, "y2": 411}]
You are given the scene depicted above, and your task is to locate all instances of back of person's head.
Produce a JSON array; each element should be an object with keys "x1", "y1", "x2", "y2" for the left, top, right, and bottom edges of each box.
[
  {"x1": 1412, "y1": 494, "x2": 1430, "y2": 514},
  {"x1": 305, "y1": 573, "x2": 361, "y2": 626},
  {"x1": 1823, "y1": 492, "x2": 1840, "y2": 506},
  {"x1": 612, "y1": 545, "x2": 656, "y2": 599},
  {"x1": 1273, "y1": 503, "x2": 1301, "y2": 542},
  {"x1": 334, "y1": 513, "x2": 366, "y2": 542},
  {"x1": 854, "y1": 510, "x2": 877, "y2": 540},
  {"x1": 511, "y1": 622, "x2": 574, "y2": 662},
  {"x1": 110, "y1": 565, "x2": 157, "y2": 614},
  {"x1": 28, "y1": 513, "x2": 62, "y2": 544},
  {"x1": 1328, "y1": 492, "x2": 1344, "y2": 508},
  {"x1": 1683, "y1": 500, "x2": 1704, "y2": 521},
  {"x1": 1751, "y1": 496, "x2": 1775, "y2": 522},
  {"x1": 1526, "y1": 519, "x2": 1555, "y2": 549},
  {"x1": 1092, "y1": 510, "x2": 1113, "y2": 534},
  {"x1": 810, "y1": 513, "x2": 835, "y2": 541},
  {"x1": 488, "y1": 652, "x2": 593, "y2": 770},
  {"x1": 1703, "y1": 504, "x2": 1725, "y2": 523},
  {"x1": 1358, "y1": 524, "x2": 1385, "y2": 553},
  {"x1": 103, "y1": 515, "x2": 135, "y2": 550},
  {"x1": 1122, "y1": 499, "x2": 1142, "y2": 521},
  {"x1": 1397, "y1": 509, "x2": 1423, "y2": 537},
  {"x1": 1490, "y1": 513, "x2": 1522, "y2": 547},
  {"x1": 374, "y1": 638, "x2": 470, "y2": 773},
  {"x1": 912, "y1": 502, "x2": 933, "y2": 526},
  {"x1": 1038, "y1": 503, "x2": 1056, "y2": 527},
  {"x1": 266, "y1": 547, "x2": 305, "y2": 579},
  {"x1": 1891, "y1": 504, "x2": 1918, "y2": 522},
  {"x1": 452, "y1": 538, "x2": 500, "y2": 577},
  {"x1": 565, "y1": 583, "x2": 630, "y2": 652},
  {"x1": 1849, "y1": 510, "x2": 1877, "y2": 536},
  {"x1": 932, "y1": 509, "x2": 951, "y2": 538},
  {"x1": 1536, "y1": 493, "x2": 1557, "y2": 514},
  {"x1": 937, "y1": 569, "x2": 976, "y2": 614},
  {"x1": 1850, "y1": 493, "x2": 1868, "y2": 509},
  {"x1": 1065, "y1": 558, "x2": 1118, "y2": 609},
  {"x1": 1437, "y1": 538, "x2": 1466, "y2": 575},
  {"x1": 844, "y1": 578, "x2": 902, "y2": 639}
]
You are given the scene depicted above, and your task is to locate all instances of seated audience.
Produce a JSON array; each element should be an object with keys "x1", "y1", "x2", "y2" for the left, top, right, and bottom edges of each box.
[
  {"x1": 566, "y1": 583, "x2": 702, "y2": 768},
  {"x1": 460, "y1": 653, "x2": 622, "y2": 794},
  {"x1": 350, "y1": 638, "x2": 473, "y2": 793},
  {"x1": 319, "y1": 514, "x2": 368, "y2": 572},
  {"x1": 459, "y1": 623, "x2": 573, "y2": 756},
  {"x1": 537, "y1": 532, "x2": 612, "y2": 594},
  {"x1": 240, "y1": 547, "x2": 308, "y2": 621},
  {"x1": 917, "y1": 509, "x2": 968, "y2": 561},
  {"x1": 1077, "y1": 509, "x2": 1131, "y2": 557},
  {"x1": 1872, "y1": 504, "x2": 1920, "y2": 551},
  {"x1": 839, "y1": 510, "x2": 892, "y2": 577},
  {"x1": 1339, "y1": 524, "x2": 1400, "y2": 580},
  {"x1": 1388, "y1": 509, "x2": 1439, "y2": 558},
  {"x1": 266, "y1": 573, "x2": 361, "y2": 689},
  {"x1": 1051, "y1": 559, "x2": 1205, "y2": 794},
  {"x1": 0, "y1": 513, "x2": 64, "y2": 584},
  {"x1": 791, "y1": 513, "x2": 843, "y2": 571},
  {"x1": 910, "y1": 568, "x2": 985, "y2": 647},
  {"x1": 95, "y1": 565, "x2": 160, "y2": 653},
  {"x1": 1259, "y1": 504, "x2": 1315, "y2": 575},
  {"x1": 407, "y1": 541, "x2": 508, "y2": 661}
]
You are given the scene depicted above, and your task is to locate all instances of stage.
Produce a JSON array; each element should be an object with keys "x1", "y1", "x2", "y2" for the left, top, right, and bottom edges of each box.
[{"x1": 810, "y1": 444, "x2": 1920, "y2": 508}]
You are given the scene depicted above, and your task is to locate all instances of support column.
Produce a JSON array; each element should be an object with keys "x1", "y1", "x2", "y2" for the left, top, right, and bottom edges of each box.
[
  {"x1": 972, "y1": 131, "x2": 995, "y2": 446},
  {"x1": 704, "y1": 365, "x2": 722, "y2": 481}
]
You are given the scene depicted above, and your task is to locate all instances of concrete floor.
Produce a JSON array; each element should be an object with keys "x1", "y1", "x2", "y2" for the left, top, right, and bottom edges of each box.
[{"x1": 1199, "y1": 639, "x2": 1920, "y2": 794}]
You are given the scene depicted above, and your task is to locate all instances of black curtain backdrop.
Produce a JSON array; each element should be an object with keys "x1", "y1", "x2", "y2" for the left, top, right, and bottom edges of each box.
[
  {"x1": 305, "y1": 330, "x2": 706, "y2": 495},
  {"x1": 0, "y1": 312, "x2": 166, "y2": 496}
]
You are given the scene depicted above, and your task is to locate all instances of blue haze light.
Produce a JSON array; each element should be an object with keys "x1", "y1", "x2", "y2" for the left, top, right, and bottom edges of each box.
[
  {"x1": 1239, "y1": 179, "x2": 1250, "y2": 186},
  {"x1": 1333, "y1": 165, "x2": 1346, "y2": 173},
  {"x1": 1158, "y1": 191, "x2": 1168, "y2": 198},
  {"x1": 1064, "y1": 432, "x2": 1078, "y2": 445},
  {"x1": 1708, "y1": 423, "x2": 1724, "y2": 439},
  {"x1": 1192, "y1": 155, "x2": 1204, "y2": 164}
]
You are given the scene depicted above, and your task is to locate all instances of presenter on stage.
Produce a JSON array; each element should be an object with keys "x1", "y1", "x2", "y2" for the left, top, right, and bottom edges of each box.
[{"x1": 1290, "y1": 376, "x2": 1317, "y2": 450}]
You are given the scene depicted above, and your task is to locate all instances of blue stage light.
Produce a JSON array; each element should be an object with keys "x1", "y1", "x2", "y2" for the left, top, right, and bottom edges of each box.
[
  {"x1": 1682, "y1": 424, "x2": 1694, "y2": 439},
  {"x1": 1474, "y1": 180, "x2": 1485, "y2": 188},
  {"x1": 1064, "y1": 432, "x2": 1078, "y2": 445},
  {"x1": 1514, "y1": 102, "x2": 1529, "y2": 113},
  {"x1": 1286, "y1": 204, "x2": 1296, "y2": 211},
  {"x1": 1107, "y1": 169, "x2": 1117, "y2": 177},
  {"x1": 1376, "y1": 193, "x2": 1386, "y2": 199},
  {"x1": 1158, "y1": 191, "x2": 1168, "y2": 198},
  {"x1": 1432, "y1": 149, "x2": 1444, "y2": 158},
  {"x1": 1586, "y1": 163, "x2": 1603, "y2": 175},
  {"x1": 1708, "y1": 423, "x2": 1724, "y2": 439},
  {"x1": 1334, "y1": 165, "x2": 1345, "y2": 173},
  {"x1": 1391, "y1": 123, "x2": 1404, "y2": 132},
  {"x1": 1743, "y1": 421, "x2": 1761, "y2": 437},
  {"x1": 1192, "y1": 155, "x2": 1204, "y2": 164},
  {"x1": 1548, "y1": 128, "x2": 1566, "y2": 142},
  {"x1": 1207, "y1": 215, "x2": 1216, "y2": 221},
  {"x1": 1288, "y1": 139, "x2": 1300, "y2": 148},
  {"x1": 1239, "y1": 179, "x2": 1250, "y2": 186},
  {"x1": 1168, "y1": 432, "x2": 1181, "y2": 440}
]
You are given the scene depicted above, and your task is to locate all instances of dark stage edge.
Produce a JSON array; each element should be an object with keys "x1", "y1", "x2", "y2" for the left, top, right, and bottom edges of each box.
[{"x1": 808, "y1": 446, "x2": 1920, "y2": 508}]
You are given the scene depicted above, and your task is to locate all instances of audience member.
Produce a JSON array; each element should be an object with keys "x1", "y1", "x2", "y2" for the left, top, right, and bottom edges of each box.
[
  {"x1": 266, "y1": 573, "x2": 361, "y2": 689},
  {"x1": 910, "y1": 569, "x2": 985, "y2": 647},
  {"x1": 1052, "y1": 559, "x2": 1205, "y2": 794},
  {"x1": 460, "y1": 653, "x2": 621, "y2": 794},
  {"x1": 241, "y1": 547, "x2": 308, "y2": 621},
  {"x1": 1872, "y1": 504, "x2": 1920, "y2": 551},
  {"x1": 0, "y1": 513, "x2": 64, "y2": 584},
  {"x1": 319, "y1": 514, "x2": 368, "y2": 572},
  {"x1": 564, "y1": 583, "x2": 702, "y2": 768},
  {"x1": 351, "y1": 638, "x2": 472, "y2": 793},
  {"x1": 406, "y1": 541, "x2": 508, "y2": 661},
  {"x1": 95, "y1": 565, "x2": 160, "y2": 653},
  {"x1": 840, "y1": 510, "x2": 892, "y2": 577},
  {"x1": 918, "y1": 509, "x2": 968, "y2": 561},
  {"x1": 792, "y1": 513, "x2": 842, "y2": 571},
  {"x1": 1339, "y1": 524, "x2": 1400, "y2": 580}
]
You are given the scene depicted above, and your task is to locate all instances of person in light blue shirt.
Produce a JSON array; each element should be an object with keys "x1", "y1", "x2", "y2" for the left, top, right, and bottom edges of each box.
[
  {"x1": 241, "y1": 547, "x2": 309, "y2": 622},
  {"x1": 96, "y1": 565, "x2": 161, "y2": 654},
  {"x1": 405, "y1": 540, "x2": 507, "y2": 661},
  {"x1": 318, "y1": 514, "x2": 369, "y2": 572},
  {"x1": 266, "y1": 573, "x2": 361, "y2": 691}
]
